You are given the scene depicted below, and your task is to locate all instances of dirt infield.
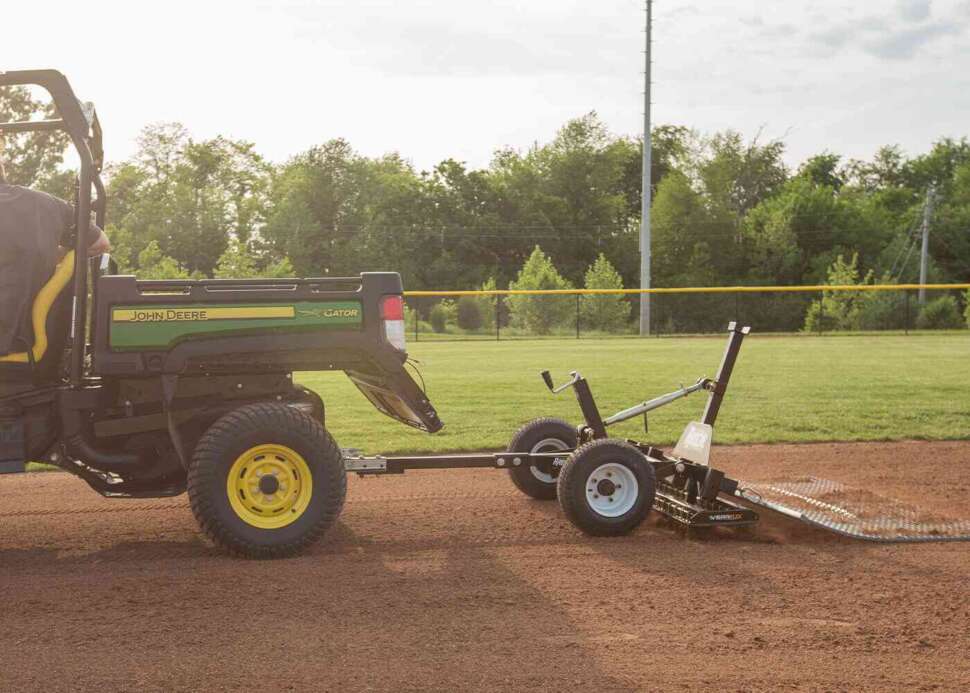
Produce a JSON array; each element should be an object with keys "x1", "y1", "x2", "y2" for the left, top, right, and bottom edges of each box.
[{"x1": 2, "y1": 440, "x2": 969, "y2": 692}]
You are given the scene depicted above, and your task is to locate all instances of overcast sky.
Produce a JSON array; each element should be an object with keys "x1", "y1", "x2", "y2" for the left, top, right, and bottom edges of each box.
[{"x1": 4, "y1": 0, "x2": 970, "y2": 172}]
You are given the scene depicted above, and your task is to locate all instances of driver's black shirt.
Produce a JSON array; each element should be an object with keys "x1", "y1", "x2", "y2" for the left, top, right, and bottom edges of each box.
[{"x1": 0, "y1": 184, "x2": 73, "y2": 356}]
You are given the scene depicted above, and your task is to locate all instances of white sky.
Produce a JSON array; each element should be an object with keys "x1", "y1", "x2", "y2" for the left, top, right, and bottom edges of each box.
[{"x1": 4, "y1": 0, "x2": 970, "y2": 172}]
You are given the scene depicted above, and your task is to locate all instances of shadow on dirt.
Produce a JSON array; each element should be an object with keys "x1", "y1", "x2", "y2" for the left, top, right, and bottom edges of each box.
[
  {"x1": 290, "y1": 523, "x2": 637, "y2": 690},
  {"x1": 0, "y1": 538, "x2": 215, "y2": 572}
]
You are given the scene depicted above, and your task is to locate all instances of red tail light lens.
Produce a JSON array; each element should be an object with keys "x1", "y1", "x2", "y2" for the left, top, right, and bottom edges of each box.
[
  {"x1": 381, "y1": 295, "x2": 405, "y2": 321},
  {"x1": 381, "y1": 295, "x2": 407, "y2": 352}
]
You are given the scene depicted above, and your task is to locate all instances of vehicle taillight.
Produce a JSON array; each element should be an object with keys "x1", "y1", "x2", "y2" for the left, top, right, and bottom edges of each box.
[{"x1": 381, "y1": 295, "x2": 407, "y2": 352}]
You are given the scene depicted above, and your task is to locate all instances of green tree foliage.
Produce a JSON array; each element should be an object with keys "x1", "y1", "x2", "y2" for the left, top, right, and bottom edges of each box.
[
  {"x1": 107, "y1": 124, "x2": 270, "y2": 277},
  {"x1": 476, "y1": 277, "x2": 498, "y2": 331},
  {"x1": 698, "y1": 130, "x2": 788, "y2": 221},
  {"x1": 429, "y1": 300, "x2": 456, "y2": 334},
  {"x1": 799, "y1": 153, "x2": 845, "y2": 191},
  {"x1": 52, "y1": 110, "x2": 967, "y2": 336},
  {"x1": 855, "y1": 286, "x2": 908, "y2": 331},
  {"x1": 804, "y1": 254, "x2": 872, "y2": 332},
  {"x1": 456, "y1": 296, "x2": 484, "y2": 331},
  {"x1": 580, "y1": 253, "x2": 628, "y2": 333},
  {"x1": 134, "y1": 240, "x2": 191, "y2": 279},
  {"x1": 213, "y1": 239, "x2": 295, "y2": 279},
  {"x1": 649, "y1": 125, "x2": 692, "y2": 191},
  {"x1": 651, "y1": 171, "x2": 730, "y2": 288},
  {"x1": 0, "y1": 86, "x2": 70, "y2": 192},
  {"x1": 214, "y1": 238, "x2": 258, "y2": 278},
  {"x1": 743, "y1": 176, "x2": 890, "y2": 286},
  {"x1": 507, "y1": 246, "x2": 573, "y2": 334},
  {"x1": 932, "y1": 159, "x2": 970, "y2": 282},
  {"x1": 803, "y1": 254, "x2": 917, "y2": 332},
  {"x1": 916, "y1": 296, "x2": 964, "y2": 330}
]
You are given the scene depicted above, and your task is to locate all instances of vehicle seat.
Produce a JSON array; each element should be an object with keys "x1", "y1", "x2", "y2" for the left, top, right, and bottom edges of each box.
[{"x1": 0, "y1": 250, "x2": 75, "y2": 386}]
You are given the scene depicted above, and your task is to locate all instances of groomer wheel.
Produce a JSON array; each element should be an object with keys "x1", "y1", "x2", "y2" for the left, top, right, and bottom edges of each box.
[
  {"x1": 557, "y1": 438, "x2": 656, "y2": 536},
  {"x1": 506, "y1": 417, "x2": 577, "y2": 500}
]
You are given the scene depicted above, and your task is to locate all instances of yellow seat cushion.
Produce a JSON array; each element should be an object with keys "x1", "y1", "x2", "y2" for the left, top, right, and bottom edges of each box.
[{"x1": 0, "y1": 250, "x2": 75, "y2": 365}]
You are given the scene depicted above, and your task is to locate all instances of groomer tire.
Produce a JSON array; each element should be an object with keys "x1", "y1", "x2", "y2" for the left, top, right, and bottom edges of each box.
[
  {"x1": 506, "y1": 418, "x2": 577, "y2": 500},
  {"x1": 558, "y1": 438, "x2": 656, "y2": 536}
]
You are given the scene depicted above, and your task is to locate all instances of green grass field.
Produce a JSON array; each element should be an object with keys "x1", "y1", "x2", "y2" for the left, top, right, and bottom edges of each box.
[{"x1": 298, "y1": 333, "x2": 970, "y2": 455}]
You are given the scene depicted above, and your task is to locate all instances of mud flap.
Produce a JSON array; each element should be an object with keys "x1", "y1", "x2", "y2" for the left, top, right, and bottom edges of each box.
[{"x1": 346, "y1": 366, "x2": 443, "y2": 433}]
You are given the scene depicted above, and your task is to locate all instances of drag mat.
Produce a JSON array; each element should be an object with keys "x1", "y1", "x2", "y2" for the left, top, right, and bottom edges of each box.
[
  {"x1": 738, "y1": 477, "x2": 970, "y2": 542},
  {"x1": 2, "y1": 440, "x2": 969, "y2": 692}
]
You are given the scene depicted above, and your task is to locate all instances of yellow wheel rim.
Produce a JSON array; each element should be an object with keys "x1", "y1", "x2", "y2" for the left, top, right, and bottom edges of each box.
[{"x1": 226, "y1": 444, "x2": 313, "y2": 529}]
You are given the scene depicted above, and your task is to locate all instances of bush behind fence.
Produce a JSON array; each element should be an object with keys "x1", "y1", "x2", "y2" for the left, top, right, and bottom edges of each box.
[{"x1": 404, "y1": 288, "x2": 970, "y2": 340}]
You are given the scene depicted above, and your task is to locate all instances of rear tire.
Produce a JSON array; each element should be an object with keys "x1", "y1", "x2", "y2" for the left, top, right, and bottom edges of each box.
[
  {"x1": 557, "y1": 439, "x2": 656, "y2": 536},
  {"x1": 187, "y1": 403, "x2": 346, "y2": 558},
  {"x1": 506, "y1": 418, "x2": 577, "y2": 500}
]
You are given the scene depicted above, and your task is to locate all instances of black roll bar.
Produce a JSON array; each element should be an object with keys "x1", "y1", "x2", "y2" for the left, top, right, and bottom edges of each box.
[{"x1": 0, "y1": 69, "x2": 105, "y2": 386}]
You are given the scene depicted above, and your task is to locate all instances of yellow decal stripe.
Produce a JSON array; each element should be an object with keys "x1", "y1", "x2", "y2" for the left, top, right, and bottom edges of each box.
[{"x1": 112, "y1": 306, "x2": 296, "y2": 322}]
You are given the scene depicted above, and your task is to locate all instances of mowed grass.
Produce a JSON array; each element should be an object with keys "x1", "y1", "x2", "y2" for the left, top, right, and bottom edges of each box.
[{"x1": 298, "y1": 333, "x2": 970, "y2": 455}]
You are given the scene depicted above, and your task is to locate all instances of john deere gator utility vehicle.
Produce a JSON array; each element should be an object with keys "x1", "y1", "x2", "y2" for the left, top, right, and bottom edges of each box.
[{"x1": 0, "y1": 70, "x2": 441, "y2": 557}]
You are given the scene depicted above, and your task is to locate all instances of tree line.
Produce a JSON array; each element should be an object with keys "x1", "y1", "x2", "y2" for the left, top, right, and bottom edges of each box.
[{"x1": 3, "y1": 86, "x2": 969, "y2": 332}]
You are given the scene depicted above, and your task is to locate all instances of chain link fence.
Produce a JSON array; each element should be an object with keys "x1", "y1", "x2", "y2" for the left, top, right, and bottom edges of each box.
[{"x1": 403, "y1": 287, "x2": 970, "y2": 341}]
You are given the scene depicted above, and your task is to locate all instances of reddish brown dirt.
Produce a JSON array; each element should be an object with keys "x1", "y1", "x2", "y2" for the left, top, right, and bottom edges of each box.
[{"x1": 2, "y1": 440, "x2": 969, "y2": 692}]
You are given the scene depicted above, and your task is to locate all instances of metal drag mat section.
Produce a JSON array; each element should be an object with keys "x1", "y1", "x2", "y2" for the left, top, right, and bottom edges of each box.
[{"x1": 737, "y1": 477, "x2": 970, "y2": 542}]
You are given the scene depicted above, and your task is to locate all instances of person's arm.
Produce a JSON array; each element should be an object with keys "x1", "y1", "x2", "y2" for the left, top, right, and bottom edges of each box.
[
  {"x1": 86, "y1": 224, "x2": 110, "y2": 257},
  {"x1": 53, "y1": 195, "x2": 110, "y2": 257}
]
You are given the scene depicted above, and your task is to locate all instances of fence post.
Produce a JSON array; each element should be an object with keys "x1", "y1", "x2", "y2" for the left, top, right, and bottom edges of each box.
[
  {"x1": 818, "y1": 291, "x2": 824, "y2": 336},
  {"x1": 413, "y1": 299, "x2": 419, "y2": 342},
  {"x1": 905, "y1": 290, "x2": 910, "y2": 335},
  {"x1": 496, "y1": 295, "x2": 501, "y2": 341},
  {"x1": 575, "y1": 293, "x2": 580, "y2": 339}
]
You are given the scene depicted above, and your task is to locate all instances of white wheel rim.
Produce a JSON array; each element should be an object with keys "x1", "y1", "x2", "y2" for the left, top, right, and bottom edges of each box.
[
  {"x1": 529, "y1": 437, "x2": 570, "y2": 484},
  {"x1": 585, "y1": 463, "x2": 639, "y2": 517}
]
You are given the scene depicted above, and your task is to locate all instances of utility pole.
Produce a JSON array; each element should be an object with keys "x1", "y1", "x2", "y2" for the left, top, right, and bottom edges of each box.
[
  {"x1": 639, "y1": 0, "x2": 653, "y2": 336},
  {"x1": 918, "y1": 184, "x2": 936, "y2": 306}
]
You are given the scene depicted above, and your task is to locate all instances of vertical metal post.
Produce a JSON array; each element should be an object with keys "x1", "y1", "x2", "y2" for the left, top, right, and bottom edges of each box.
[
  {"x1": 701, "y1": 323, "x2": 749, "y2": 427},
  {"x1": 495, "y1": 295, "x2": 501, "y2": 341},
  {"x1": 70, "y1": 160, "x2": 92, "y2": 387},
  {"x1": 904, "y1": 290, "x2": 910, "y2": 334},
  {"x1": 413, "y1": 300, "x2": 419, "y2": 342},
  {"x1": 918, "y1": 185, "x2": 936, "y2": 306},
  {"x1": 818, "y1": 291, "x2": 824, "y2": 336},
  {"x1": 572, "y1": 377, "x2": 608, "y2": 439},
  {"x1": 638, "y1": 0, "x2": 653, "y2": 337},
  {"x1": 575, "y1": 293, "x2": 580, "y2": 339}
]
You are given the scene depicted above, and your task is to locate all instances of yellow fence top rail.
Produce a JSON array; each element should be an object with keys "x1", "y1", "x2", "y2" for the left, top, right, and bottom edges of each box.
[{"x1": 403, "y1": 283, "x2": 970, "y2": 297}]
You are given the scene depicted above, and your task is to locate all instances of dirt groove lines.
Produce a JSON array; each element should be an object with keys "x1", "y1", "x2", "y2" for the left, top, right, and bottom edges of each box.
[
  {"x1": 347, "y1": 490, "x2": 519, "y2": 503},
  {"x1": 0, "y1": 501, "x2": 188, "y2": 518},
  {"x1": 0, "y1": 489, "x2": 517, "y2": 519}
]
